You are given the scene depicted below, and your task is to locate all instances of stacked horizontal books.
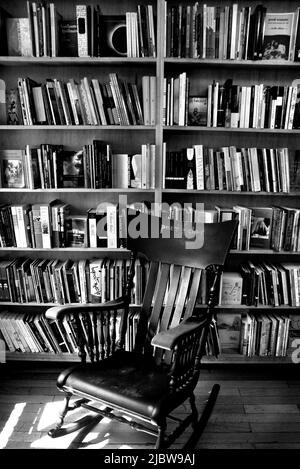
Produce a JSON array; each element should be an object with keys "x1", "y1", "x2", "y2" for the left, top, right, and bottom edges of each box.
[
  {"x1": 7, "y1": 74, "x2": 155, "y2": 126},
  {"x1": 164, "y1": 76, "x2": 300, "y2": 129},
  {"x1": 163, "y1": 144, "x2": 290, "y2": 192},
  {"x1": 0, "y1": 142, "x2": 155, "y2": 190},
  {"x1": 165, "y1": 2, "x2": 300, "y2": 61},
  {"x1": 0, "y1": 309, "x2": 140, "y2": 354},
  {"x1": 0, "y1": 257, "x2": 147, "y2": 305}
]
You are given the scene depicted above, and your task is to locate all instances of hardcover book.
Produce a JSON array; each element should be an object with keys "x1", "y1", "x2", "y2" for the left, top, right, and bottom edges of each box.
[
  {"x1": 217, "y1": 312, "x2": 242, "y2": 352},
  {"x1": 219, "y1": 272, "x2": 243, "y2": 305},
  {"x1": 6, "y1": 18, "x2": 32, "y2": 56},
  {"x1": 59, "y1": 20, "x2": 78, "y2": 56},
  {"x1": 58, "y1": 149, "x2": 84, "y2": 188},
  {"x1": 250, "y1": 207, "x2": 273, "y2": 249},
  {"x1": 188, "y1": 96, "x2": 207, "y2": 126},
  {"x1": 65, "y1": 214, "x2": 88, "y2": 247},
  {"x1": 0, "y1": 150, "x2": 26, "y2": 188}
]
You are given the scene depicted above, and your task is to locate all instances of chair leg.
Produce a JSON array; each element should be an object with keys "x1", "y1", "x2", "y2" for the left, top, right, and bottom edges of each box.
[
  {"x1": 189, "y1": 392, "x2": 198, "y2": 430},
  {"x1": 155, "y1": 420, "x2": 166, "y2": 449},
  {"x1": 48, "y1": 391, "x2": 72, "y2": 437}
]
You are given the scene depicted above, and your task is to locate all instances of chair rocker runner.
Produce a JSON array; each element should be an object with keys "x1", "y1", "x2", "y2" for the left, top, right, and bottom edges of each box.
[{"x1": 45, "y1": 220, "x2": 237, "y2": 449}]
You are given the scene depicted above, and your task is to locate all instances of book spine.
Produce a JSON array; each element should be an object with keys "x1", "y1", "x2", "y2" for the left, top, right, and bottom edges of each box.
[
  {"x1": 40, "y1": 205, "x2": 51, "y2": 248},
  {"x1": 76, "y1": 5, "x2": 89, "y2": 57}
]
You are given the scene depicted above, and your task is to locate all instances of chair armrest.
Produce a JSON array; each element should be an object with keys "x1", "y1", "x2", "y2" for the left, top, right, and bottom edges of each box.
[
  {"x1": 151, "y1": 316, "x2": 207, "y2": 351},
  {"x1": 45, "y1": 296, "x2": 127, "y2": 320}
]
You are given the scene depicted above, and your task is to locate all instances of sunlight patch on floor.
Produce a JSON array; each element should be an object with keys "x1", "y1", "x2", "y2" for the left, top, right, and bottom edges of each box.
[
  {"x1": 37, "y1": 401, "x2": 64, "y2": 431},
  {"x1": 0, "y1": 403, "x2": 26, "y2": 449},
  {"x1": 31, "y1": 429, "x2": 83, "y2": 449}
]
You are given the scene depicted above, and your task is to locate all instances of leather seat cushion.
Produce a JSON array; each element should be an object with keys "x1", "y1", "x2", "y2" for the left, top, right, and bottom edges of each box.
[{"x1": 58, "y1": 351, "x2": 172, "y2": 422}]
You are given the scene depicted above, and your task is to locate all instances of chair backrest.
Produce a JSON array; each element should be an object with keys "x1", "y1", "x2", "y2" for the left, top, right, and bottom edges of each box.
[
  {"x1": 65, "y1": 220, "x2": 237, "y2": 364},
  {"x1": 127, "y1": 220, "x2": 238, "y2": 360}
]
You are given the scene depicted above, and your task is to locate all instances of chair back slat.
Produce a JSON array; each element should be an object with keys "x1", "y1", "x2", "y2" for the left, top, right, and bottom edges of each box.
[
  {"x1": 134, "y1": 261, "x2": 159, "y2": 353},
  {"x1": 146, "y1": 263, "x2": 170, "y2": 351},
  {"x1": 183, "y1": 268, "x2": 202, "y2": 320},
  {"x1": 171, "y1": 267, "x2": 192, "y2": 328},
  {"x1": 160, "y1": 265, "x2": 182, "y2": 330},
  {"x1": 154, "y1": 264, "x2": 182, "y2": 362}
]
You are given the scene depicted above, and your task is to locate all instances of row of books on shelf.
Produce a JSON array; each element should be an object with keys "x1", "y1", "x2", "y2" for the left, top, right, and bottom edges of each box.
[
  {"x1": 6, "y1": 74, "x2": 155, "y2": 126},
  {"x1": 165, "y1": 2, "x2": 300, "y2": 62},
  {"x1": 216, "y1": 312, "x2": 300, "y2": 358},
  {"x1": 163, "y1": 144, "x2": 291, "y2": 193},
  {"x1": 1, "y1": 309, "x2": 299, "y2": 359},
  {"x1": 0, "y1": 142, "x2": 156, "y2": 190},
  {"x1": 211, "y1": 205, "x2": 300, "y2": 253},
  {"x1": 164, "y1": 75, "x2": 300, "y2": 129},
  {"x1": 1, "y1": 2, "x2": 156, "y2": 58},
  {"x1": 0, "y1": 309, "x2": 139, "y2": 355},
  {"x1": 219, "y1": 263, "x2": 300, "y2": 308},
  {"x1": 0, "y1": 257, "x2": 148, "y2": 306},
  {"x1": 0, "y1": 200, "x2": 136, "y2": 249},
  {"x1": 2, "y1": 198, "x2": 300, "y2": 251}
]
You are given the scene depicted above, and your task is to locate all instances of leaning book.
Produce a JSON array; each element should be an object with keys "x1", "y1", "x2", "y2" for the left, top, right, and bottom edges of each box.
[{"x1": 262, "y1": 12, "x2": 294, "y2": 60}]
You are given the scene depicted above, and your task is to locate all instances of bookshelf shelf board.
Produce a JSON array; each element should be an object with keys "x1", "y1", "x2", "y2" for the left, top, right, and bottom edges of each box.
[
  {"x1": 6, "y1": 352, "x2": 80, "y2": 362},
  {"x1": 162, "y1": 189, "x2": 299, "y2": 196},
  {"x1": 230, "y1": 250, "x2": 300, "y2": 255},
  {"x1": 163, "y1": 126, "x2": 300, "y2": 134},
  {"x1": 0, "y1": 188, "x2": 155, "y2": 193},
  {"x1": 195, "y1": 305, "x2": 300, "y2": 310},
  {"x1": 202, "y1": 355, "x2": 292, "y2": 364},
  {"x1": 0, "y1": 125, "x2": 155, "y2": 131},
  {"x1": 0, "y1": 247, "x2": 129, "y2": 252},
  {"x1": 0, "y1": 302, "x2": 141, "y2": 308},
  {"x1": 5, "y1": 352, "x2": 292, "y2": 364},
  {"x1": 164, "y1": 58, "x2": 300, "y2": 69},
  {"x1": 0, "y1": 56, "x2": 157, "y2": 66}
]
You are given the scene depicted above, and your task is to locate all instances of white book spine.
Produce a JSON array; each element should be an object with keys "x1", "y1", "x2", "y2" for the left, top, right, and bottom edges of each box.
[
  {"x1": 194, "y1": 145, "x2": 204, "y2": 190},
  {"x1": 76, "y1": 5, "x2": 89, "y2": 57},
  {"x1": 287, "y1": 86, "x2": 298, "y2": 129},
  {"x1": 40, "y1": 205, "x2": 51, "y2": 248},
  {"x1": 250, "y1": 148, "x2": 261, "y2": 192},
  {"x1": 107, "y1": 206, "x2": 117, "y2": 248},
  {"x1": 15, "y1": 206, "x2": 28, "y2": 247},
  {"x1": 150, "y1": 76, "x2": 156, "y2": 125},
  {"x1": 212, "y1": 81, "x2": 219, "y2": 127},
  {"x1": 230, "y1": 4, "x2": 238, "y2": 60}
]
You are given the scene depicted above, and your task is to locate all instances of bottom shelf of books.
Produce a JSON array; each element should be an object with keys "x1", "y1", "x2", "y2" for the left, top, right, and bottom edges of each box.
[
  {"x1": 0, "y1": 254, "x2": 300, "y2": 365},
  {"x1": 0, "y1": 307, "x2": 299, "y2": 365}
]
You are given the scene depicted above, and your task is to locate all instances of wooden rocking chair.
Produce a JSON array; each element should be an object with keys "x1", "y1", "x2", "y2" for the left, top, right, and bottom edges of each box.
[{"x1": 45, "y1": 219, "x2": 237, "y2": 449}]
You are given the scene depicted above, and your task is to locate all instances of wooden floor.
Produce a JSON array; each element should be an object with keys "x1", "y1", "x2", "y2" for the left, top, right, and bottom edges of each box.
[{"x1": 0, "y1": 362, "x2": 300, "y2": 450}]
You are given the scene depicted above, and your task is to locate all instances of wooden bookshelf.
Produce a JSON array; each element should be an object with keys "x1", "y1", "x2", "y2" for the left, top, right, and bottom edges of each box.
[{"x1": 1, "y1": 0, "x2": 300, "y2": 364}]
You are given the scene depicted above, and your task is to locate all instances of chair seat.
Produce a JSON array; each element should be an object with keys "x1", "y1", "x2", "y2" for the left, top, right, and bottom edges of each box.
[{"x1": 58, "y1": 351, "x2": 173, "y2": 423}]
